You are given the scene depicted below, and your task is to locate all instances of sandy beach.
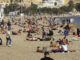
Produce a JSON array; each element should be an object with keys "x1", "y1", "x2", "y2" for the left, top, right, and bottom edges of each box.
[
  {"x1": 0, "y1": 16, "x2": 80, "y2": 60},
  {"x1": 0, "y1": 33, "x2": 80, "y2": 60}
]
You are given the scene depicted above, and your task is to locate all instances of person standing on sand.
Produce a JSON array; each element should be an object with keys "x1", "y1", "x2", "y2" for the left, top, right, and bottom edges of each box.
[
  {"x1": 41, "y1": 26, "x2": 46, "y2": 39},
  {"x1": 64, "y1": 29, "x2": 68, "y2": 37},
  {"x1": 41, "y1": 52, "x2": 54, "y2": 60},
  {"x1": 48, "y1": 28, "x2": 54, "y2": 41},
  {"x1": 7, "y1": 20, "x2": 11, "y2": 30},
  {"x1": 6, "y1": 30, "x2": 12, "y2": 47}
]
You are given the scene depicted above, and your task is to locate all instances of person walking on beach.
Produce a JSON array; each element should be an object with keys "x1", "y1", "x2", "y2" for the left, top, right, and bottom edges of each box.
[
  {"x1": 7, "y1": 20, "x2": 11, "y2": 30},
  {"x1": 6, "y1": 30, "x2": 12, "y2": 47},
  {"x1": 41, "y1": 52, "x2": 54, "y2": 60},
  {"x1": 64, "y1": 29, "x2": 68, "y2": 37},
  {"x1": 41, "y1": 26, "x2": 46, "y2": 40}
]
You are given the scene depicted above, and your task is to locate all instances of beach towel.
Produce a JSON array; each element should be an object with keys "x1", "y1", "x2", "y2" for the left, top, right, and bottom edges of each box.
[{"x1": 72, "y1": 37, "x2": 78, "y2": 41}]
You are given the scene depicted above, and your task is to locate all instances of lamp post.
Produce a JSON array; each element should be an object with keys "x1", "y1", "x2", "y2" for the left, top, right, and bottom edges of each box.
[
  {"x1": 30, "y1": 0, "x2": 32, "y2": 15},
  {"x1": 20, "y1": 0, "x2": 22, "y2": 13},
  {"x1": 20, "y1": 0, "x2": 24, "y2": 24},
  {"x1": 10, "y1": 0, "x2": 14, "y2": 22}
]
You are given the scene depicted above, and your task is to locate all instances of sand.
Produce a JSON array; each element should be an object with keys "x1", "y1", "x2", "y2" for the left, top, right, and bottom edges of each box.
[
  {"x1": 0, "y1": 34, "x2": 80, "y2": 60},
  {"x1": 0, "y1": 17, "x2": 80, "y2": 60}
]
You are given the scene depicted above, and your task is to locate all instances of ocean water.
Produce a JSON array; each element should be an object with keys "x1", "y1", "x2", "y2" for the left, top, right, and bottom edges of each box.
[{"x1": 59, "y1": 16, "x2": 80, "y2": 24}]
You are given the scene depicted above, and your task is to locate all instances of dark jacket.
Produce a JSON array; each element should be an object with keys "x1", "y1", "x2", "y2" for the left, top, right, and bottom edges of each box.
[{"x1": 41, "y1": 57, "x2": 54, "y2": 60}]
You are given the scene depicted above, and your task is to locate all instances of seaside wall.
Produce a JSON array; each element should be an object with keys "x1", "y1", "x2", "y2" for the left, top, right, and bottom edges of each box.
[{"x1": 23, "y1": 0, "x2": 42, "y2": 5}]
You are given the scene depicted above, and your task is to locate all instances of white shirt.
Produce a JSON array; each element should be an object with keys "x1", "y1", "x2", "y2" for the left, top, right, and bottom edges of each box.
[
  {"x1": 61, "y1": 44, "x2": 68, "y2": 51},
  {"x1": 70, "y1": 18, "x2": 74, "y2": 23},
  {"x1": 6, "y1": 31, "x2": 11, "y2": 37}
]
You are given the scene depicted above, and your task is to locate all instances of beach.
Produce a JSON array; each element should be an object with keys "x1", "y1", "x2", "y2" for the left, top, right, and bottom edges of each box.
[
  {"x1": 0, "y1": 16, "x2": 80, "y2": 60},
  {"x1": 0, "y1": 33, "x2": 80, "y2": 60}
]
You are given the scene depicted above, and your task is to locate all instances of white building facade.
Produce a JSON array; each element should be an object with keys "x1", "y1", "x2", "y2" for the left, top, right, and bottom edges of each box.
[
  {"x1": 0, "y1": 4, "x2": 5, "y2": 21},
  {"x1": 38, "y1": 0, "x2": 66, "y2": 8}
]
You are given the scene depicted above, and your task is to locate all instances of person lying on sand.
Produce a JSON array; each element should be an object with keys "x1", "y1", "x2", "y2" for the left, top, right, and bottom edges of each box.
[
  {"x1": 50, "y1": 41, "x2": 59, "y2": 47},
  {"x1": 50, "y1": 43, "x2": 76, "y2": 53},
  {"x1": 26, "y1": 33, "x2": 38, "y2": 41},
  {"x1": 62, "y1": 37, "x2": 69, "y2": 44},
  {"x1": 36, "y1": 46, "x2": 47, "y2": 53}
]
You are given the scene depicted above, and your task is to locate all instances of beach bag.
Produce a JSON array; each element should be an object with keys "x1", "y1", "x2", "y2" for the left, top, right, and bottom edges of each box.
[{"x1": 0, "y1": 38, "x2": 2, "y2": 45}]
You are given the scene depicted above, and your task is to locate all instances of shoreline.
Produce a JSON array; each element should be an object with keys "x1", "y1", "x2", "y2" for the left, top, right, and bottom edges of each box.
[{"x1": 52, "y1": 14, "x2": 80, "y2": 18}]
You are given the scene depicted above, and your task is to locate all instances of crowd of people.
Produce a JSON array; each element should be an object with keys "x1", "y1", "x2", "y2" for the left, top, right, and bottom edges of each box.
[{"x1": 0, "y1": 14, "x2": 80, "y2": 60}]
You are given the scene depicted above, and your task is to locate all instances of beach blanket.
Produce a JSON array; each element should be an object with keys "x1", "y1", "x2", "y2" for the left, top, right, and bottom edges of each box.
[{"x1": 72, "y1": 37, "x2": 78, "y2": 41}]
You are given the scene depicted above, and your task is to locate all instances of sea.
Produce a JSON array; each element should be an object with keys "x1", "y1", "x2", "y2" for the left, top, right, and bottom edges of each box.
[{"x1": 58, "y1": 16, "x2": 80, "y2": 24}]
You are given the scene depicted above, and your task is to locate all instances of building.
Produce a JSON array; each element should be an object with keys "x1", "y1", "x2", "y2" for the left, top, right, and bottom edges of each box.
[
  {"x1": 64, "y1": 0, "x2": 70, "y2": 6},
  {"x1": 0, "y1": 0, "x2": 10, "y2": 5},
  {"x1": 38, "y1": 0, "x2": 69, "y2": 8},
  {"x1": 70, "y1": 0, "x2": 80, "y2": 4}
]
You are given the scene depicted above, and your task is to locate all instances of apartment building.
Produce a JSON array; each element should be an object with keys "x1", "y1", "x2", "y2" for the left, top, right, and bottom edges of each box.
[{"x1": 38, "y1": 0, "x2": 69, "y2": 8}]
